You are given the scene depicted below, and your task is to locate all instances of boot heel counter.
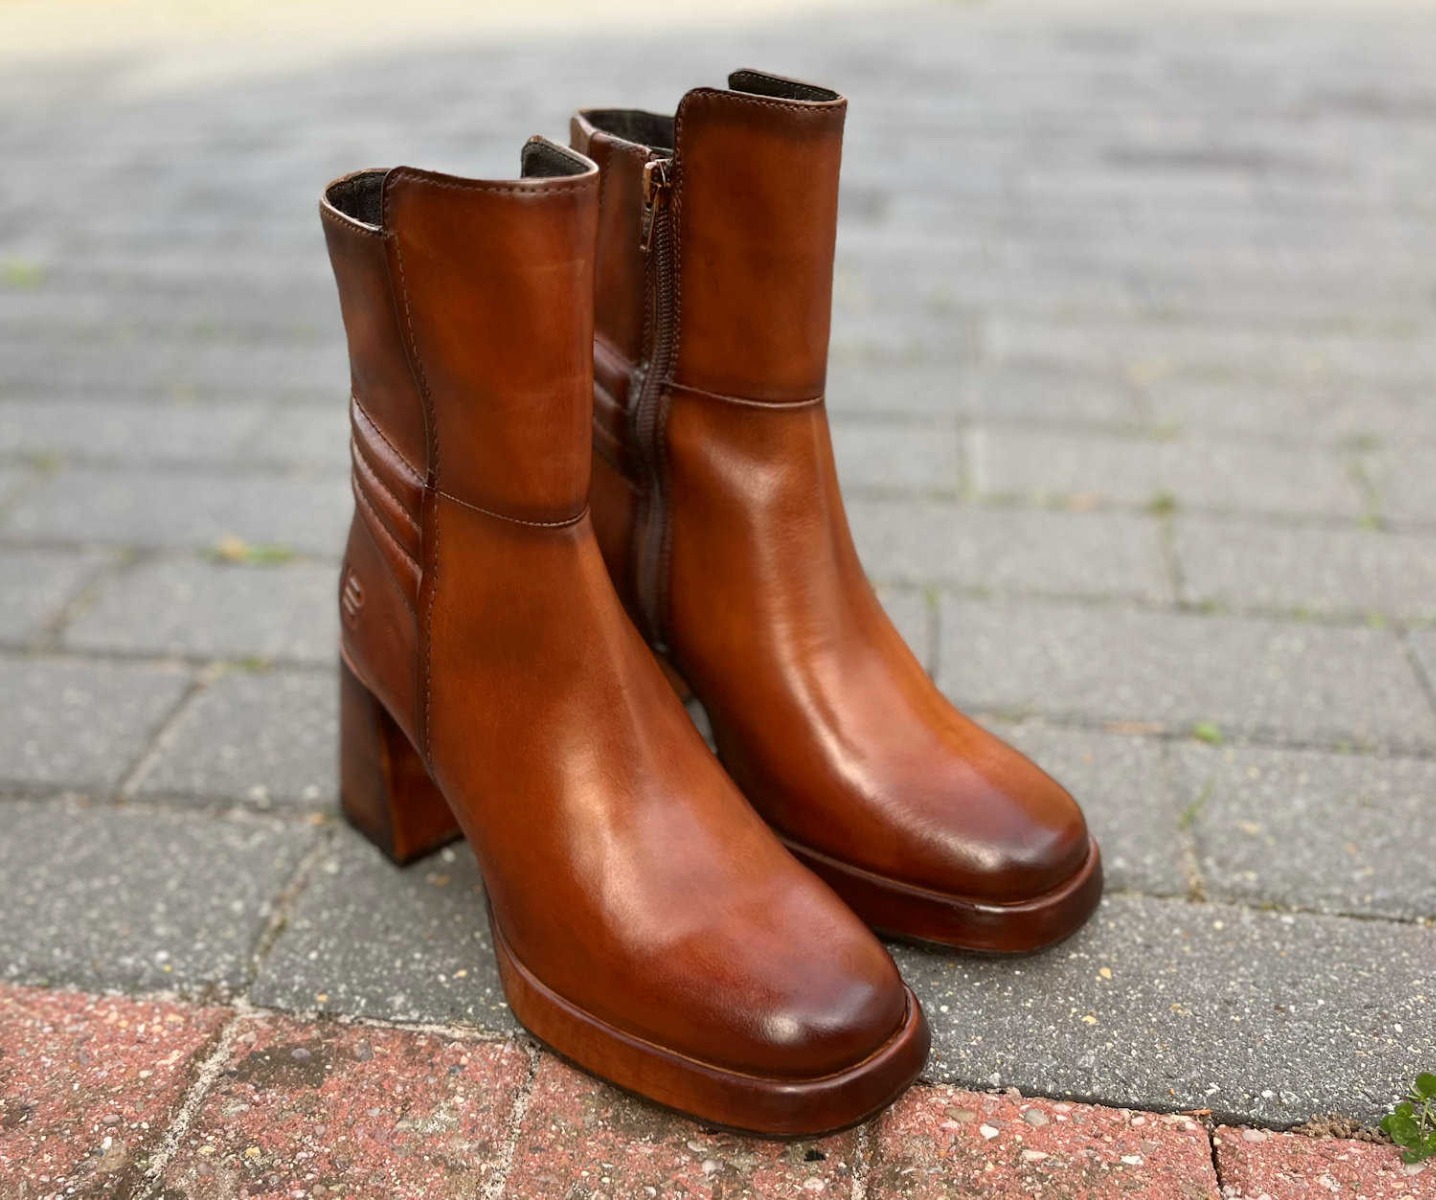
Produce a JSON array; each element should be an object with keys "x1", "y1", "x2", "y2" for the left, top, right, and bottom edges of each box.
[
  {"x1": 339, "y1": 513, "x2": 423, "y2": 750},
  {"x1": 338, "y1": 654, "x2": 459, "y2": 865}
]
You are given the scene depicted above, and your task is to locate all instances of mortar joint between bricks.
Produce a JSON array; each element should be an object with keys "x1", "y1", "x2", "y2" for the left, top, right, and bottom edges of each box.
[
  {"x1": 134, "y1": 1010, "x2": 247, "y2": 1198},
  {"x1": 114, "y1": 662, "x2": 223, "y2": 798},
  {"x1": 849, "y1": 1120, "x2": 873, "y2": 1200},
  {"x1": 29, "y1": 546, "x2": 138, "y2": 652},
  {"x1": 1401, "y1": 627, "x2": 1436, "y2": 725},
  {"x1": 241, "y1": 823, "x2": 338, "y2": 994},
  {"x1": 480, "y1": 1036, "x2": 544, "y2": 1200}
]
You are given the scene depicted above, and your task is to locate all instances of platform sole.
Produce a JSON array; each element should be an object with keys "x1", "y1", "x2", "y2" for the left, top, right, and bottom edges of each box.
[
  {"x1": 490, "y1": 912, "x2": 931, "y2": 1138},
  {"x1": 782, "y1": 835, "x2": 1104, "y2": 955},
  {"x1": 339, "y1": 652, "x2": 930, "y2": 1136}
]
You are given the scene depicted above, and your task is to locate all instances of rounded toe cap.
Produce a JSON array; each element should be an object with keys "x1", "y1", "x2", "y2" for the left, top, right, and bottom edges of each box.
[
  {"x1": 759, "y1": 947, "x2": 910, "y2": 1078},
  {"x1": 675, "y1": 878, "x2": 912, "y2": 1080},
  {"x1": 875, "y1": 730, "x2": 1096, "y2": 905}
]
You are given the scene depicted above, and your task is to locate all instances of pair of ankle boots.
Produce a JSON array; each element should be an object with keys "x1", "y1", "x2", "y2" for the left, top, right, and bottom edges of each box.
[{"x1": 322, "y1": 70, "x2": 1103, "y2": 1136}]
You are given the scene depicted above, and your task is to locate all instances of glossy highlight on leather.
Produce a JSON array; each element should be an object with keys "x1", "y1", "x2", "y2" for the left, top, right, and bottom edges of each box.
[
  {"x1": 572, "y1": 71, "x2": 1104, "y2": 954},
  {"x1": 320, "y1": 137, "x2": 929, "y2": 1135}
]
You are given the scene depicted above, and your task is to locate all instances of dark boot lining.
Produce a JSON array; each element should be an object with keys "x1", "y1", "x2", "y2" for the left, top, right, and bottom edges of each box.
[
  {"x1": 728, "y1": 69, "x2": 839, "y2": 103},
  {"x1": 583, "y1": 108, "x2": 675, "y2": 152},
  {"x1": 326, "y1": 141, "x2": 589, "y2": 230},
  {"x1": 327, "y1": 171, "x2": 385, "y2": 227},
  {"x1": 521, "y1": 138, "x2": 593, "y2": 178}
]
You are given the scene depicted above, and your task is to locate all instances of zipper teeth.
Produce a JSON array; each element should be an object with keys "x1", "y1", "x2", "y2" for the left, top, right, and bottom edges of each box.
[{"x1": 633, "y1": 172, "x2": 676, "y2": 649}]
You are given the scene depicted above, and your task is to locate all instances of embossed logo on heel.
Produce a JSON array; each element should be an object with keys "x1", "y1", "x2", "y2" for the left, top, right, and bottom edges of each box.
[{"x1": 341, "y1": 569, "x2": 365, "y2": 626}]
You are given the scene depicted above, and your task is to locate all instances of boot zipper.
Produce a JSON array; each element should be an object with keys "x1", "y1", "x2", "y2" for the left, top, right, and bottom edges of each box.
[{"x1": 632, "y1": 156, "x2": 677, "y2": 651}]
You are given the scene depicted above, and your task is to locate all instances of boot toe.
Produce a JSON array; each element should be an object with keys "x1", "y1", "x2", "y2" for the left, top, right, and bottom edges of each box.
[
  {"x1": 703, "y1": 887, "x2": 912, "y2": 1079},
  {"x1": 923, "y1": 738, "x2": 1094, "y2": 904},
  {"x1": 755, "y1": 946, "x2": 910, "y2": 1078}
]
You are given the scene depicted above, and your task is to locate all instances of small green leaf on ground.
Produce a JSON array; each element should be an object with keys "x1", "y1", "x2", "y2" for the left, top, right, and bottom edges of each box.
[
  {"x1": 1178, "y1": 782, "x2": 1212, "y2": 832},
  {"x1": 1381, "y1": 1073, "x2": 1436, "y2": 1163},
  {"x1": 0, "y1": 260, "x2": 44, "y2": 288},
  {"x1": 209, "y1": 537, "x2": 294, "y2": 565},
  {"x1": 1147, "y1": 490, "x2": 1178, "y2": 517},
  {"x1": 1191, "y1": 721, "x2": 1224, "y2": 745}
]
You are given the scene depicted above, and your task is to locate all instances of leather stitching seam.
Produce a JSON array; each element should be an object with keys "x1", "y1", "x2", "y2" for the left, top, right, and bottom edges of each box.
[
  {"x1": 350, "y1": 479, "x2": 420, "y2": 616},
  {"x1": 351, "y1": 435, "x2": 422, "y2": 542},
  {"x1": 682, "y1": 88, "x2": 846, "y2": 119},
  {"x1": 351, "y1": 396, "x2": 424, "y2": 485},
  {"x1": 434, "y1": 489, "x2": 589, "y2": 530},
  {"x1": 383, "y1": 213, "x2": 439, "y2": 764},
  {"x1": 320, "y1": 202, "x2": 385, "y2": 239},
  {"x1": 667, "y1": 381, "x2": 826, "y2": 410},
  {"x1": 387, "y1": 168, "x2": 595, "y2": 197}
]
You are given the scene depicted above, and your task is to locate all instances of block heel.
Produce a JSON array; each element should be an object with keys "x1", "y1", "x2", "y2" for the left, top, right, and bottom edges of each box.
[{"x1": 338, "y1": 656, "x2": 463, "y2": 864}]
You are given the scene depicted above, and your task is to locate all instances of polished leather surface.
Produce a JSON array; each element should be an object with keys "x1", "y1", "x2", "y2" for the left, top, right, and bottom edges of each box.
[
  {"x1": 320, "y1": 142, "x2": 914, "y2": 1081},
  {"x1": 574, "y1": 73, "x2": 1100, "y2": 937}
]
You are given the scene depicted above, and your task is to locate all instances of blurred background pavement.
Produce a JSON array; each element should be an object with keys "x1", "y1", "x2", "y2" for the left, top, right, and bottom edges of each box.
[{"x1": 2, "y1": 0, "x2": 1435, "y2": 1161}]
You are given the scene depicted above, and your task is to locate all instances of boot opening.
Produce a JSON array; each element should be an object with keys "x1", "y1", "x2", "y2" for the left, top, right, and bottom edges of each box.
[
  {"x1": 728, "y1": 69, "x2": 839, "y2": 103},
  {"x1": 520, "y1": 137, "x2": 595, "y2": 178},
  {"x1": 582, "y1": 109, "x2": 675, "y2": 152},
  {"x1": 326, "y1": 170, "x2": 385, "y2": 229},
  {"x1": 324, "y1": 138, "x2": 591, "y2": 232}
]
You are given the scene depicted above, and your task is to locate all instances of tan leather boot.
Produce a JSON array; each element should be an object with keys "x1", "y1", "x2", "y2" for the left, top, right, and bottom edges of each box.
[
  {"x1": 321, "y1": 138, "x2": 927, "y2": 1135},
  {"x1": 571, "y1": 74, "x2": 1103, "y2": 954}
]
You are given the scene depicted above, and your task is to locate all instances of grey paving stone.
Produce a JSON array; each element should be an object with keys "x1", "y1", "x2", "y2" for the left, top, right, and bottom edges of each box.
[
  {"x1": 1411, "y1": 628, "x2": 1436, "y2": 692},
  {"x1": 1175, "y1": 515, "x2": 1436, "y2": 619},
  {"x1": 826, "y1": 362, "x2": 964, "y2": 418},
  {"x1": 898, "y1": 893, "x2": 1436, "y2": 1125},
  {"x1": 986, "y1": 316, "x2": 1436, "y2": 391},
  {"x1": 992, "y1": 723, "x2": 1188, "y2": 897},
  {"x1": 828, "y1": 305, "x2": 979, "y2": 361},
  {"x1": 1146, "y1": 378, "x2": 1436, "y2": 446},
  {"x1": 876, "y1": 585, "x2": 934, "y2": 672},
  {"x1": 835, "y1": 258, "x2": 1139, "y2": 325},
  {"x1": 0, "y1": 546, "x2": 110, "y2": 642},
  {"x1": 852, "y1": 501, "x2": 1171, "y2": 603},
  {"x1": 0, "y1": 269, "x2": 332, "y2": 342},
  {"x1": 831, "y1": 419, "x2": 960, "y2": 492},
  {"x1": 244, "y1": 400, "x2": 350, "y2": 471},
  {"x1": 131, "y1": 668, "x2": 336, "y2": 807},
  {"x1": 937, "y1": 597, "x2": 1436, "y2": 751},
  {"x1": 0, "y1": 465, "x2": 35, "y2": 506},
  {"x1": 2, "y1": 466, "x2": 350, "y2": 553},
  {"x1": 963, "y1": 366, "x2": 1143, "y2": 428},
  {"x1": 65, "y1": 557, "x2": 338, "y2": 664},
  {"x1": 826, "y1": 364, "x2": 1142, "y2": 428},
  {"x1": 970, "y1": 428, "x2": 1366, "y2": 519},
  {"x1": 0, "y1": 799, "x2": 313, "y2": 996},
  {"x1": 0, "y1": 398, "x2": 266, "y2": 464},
  {"x1": 1369, "y1": 450, "x2": 1436, "y2": 527},
  {"x1": 0, "y1": 335, "x2": 344, "y2": 401},
  {"x1": 251, "y1": 832, "x2": 513, "y2": 1030},
  {"x1": 1177, "y1": 743, "x2": 1436, "y2": 921},
  {"x1": 0, "y1": 656, "x2": 191, "y2": 791}
]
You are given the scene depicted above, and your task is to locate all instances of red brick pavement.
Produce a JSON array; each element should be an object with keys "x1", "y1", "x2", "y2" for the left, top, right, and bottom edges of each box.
[
  {"x1": 1215, "y1": 1124, "x2": 1433, "y2": 1200},
  {"x1": 2, "y1": 984, "x2": 1431, "y2": 1199},
  {"x1": 0, "y1": 986, "x2": 227, "y2": 1197}
]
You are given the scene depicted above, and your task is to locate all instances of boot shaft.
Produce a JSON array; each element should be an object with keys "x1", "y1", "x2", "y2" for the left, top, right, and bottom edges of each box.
[
  {"x1": 573, "y1": 71, "x2": 846, "y2": 406},
  {"x1": 321, "y1": 139, "x2": 600, "y2": 523},
  {"x1": 320, "y1": 140, "x2": 600, "y2": 745},
  {"x1": 572, "y1": 72, "x2": 848, "y2": 645}
]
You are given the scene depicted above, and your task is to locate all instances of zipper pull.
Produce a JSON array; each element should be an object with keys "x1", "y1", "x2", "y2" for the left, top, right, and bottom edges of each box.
[{"x1": 640, "y1": 157, "x2": 672, "y2": 253}]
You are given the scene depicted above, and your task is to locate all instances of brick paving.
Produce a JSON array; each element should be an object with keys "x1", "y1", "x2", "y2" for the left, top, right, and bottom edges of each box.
[{"x1": 3, "y1": 0, "x2": 1436, "y2": 1194}]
